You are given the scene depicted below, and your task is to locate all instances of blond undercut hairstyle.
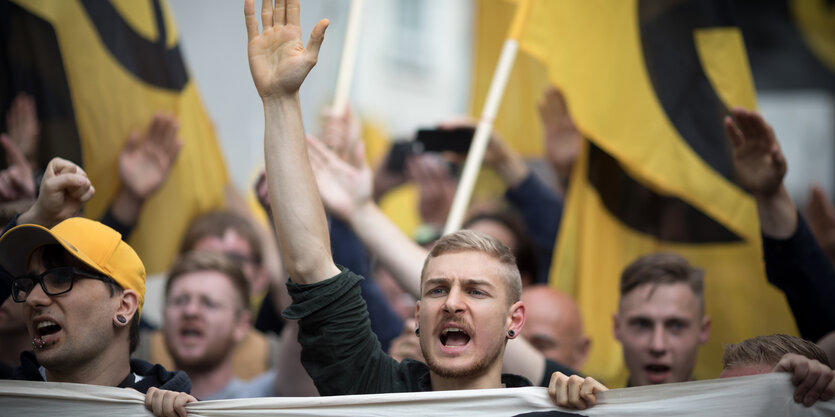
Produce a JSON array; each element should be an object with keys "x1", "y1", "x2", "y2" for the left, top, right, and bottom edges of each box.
[
  {"x1": 421, "y1": 229, "x2": 522, "y2": 305},
  {"x1": 723, "y1": 334, "x2": 830, "y2": 369}
]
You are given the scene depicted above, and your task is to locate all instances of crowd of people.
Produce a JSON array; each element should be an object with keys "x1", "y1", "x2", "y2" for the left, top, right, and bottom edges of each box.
[{"x1": 0, "y1": 1, "x2": 834, "y2": 416}]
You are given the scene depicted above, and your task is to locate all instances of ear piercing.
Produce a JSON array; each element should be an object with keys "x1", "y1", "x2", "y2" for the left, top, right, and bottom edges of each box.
[
  {"x1": 507, "y1": 330, "x2": 515, "y2": 338},
  {"x1": 116, "y1": 315, "x2": 127, "y2": 324},
  {"x1": 415, "y1": 327, "x2": 420, "y2": 336}
]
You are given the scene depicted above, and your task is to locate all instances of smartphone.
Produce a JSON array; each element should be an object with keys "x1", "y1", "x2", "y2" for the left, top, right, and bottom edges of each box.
[
  {"x1": 385, "y1": 141, "x2": 423, "y2": 173},
  {"x1": 416, "y1": 127, "x2": 475, "y2": 154}
]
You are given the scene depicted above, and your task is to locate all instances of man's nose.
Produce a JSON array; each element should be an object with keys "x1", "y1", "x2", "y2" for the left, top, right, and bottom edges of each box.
[
  {"x1": 442, "y1": 287, "x2": 466, "y2": 314},
  {"x1": 25, "y1": 282, "x2": 51, "y2": 308},
  {"x1": 648, "y1": 325, "x2": 667, "y2": 356}
]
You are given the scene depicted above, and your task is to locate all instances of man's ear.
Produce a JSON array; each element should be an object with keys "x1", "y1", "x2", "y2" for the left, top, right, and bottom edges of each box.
[
  {"x1": 115, "y1": 289, "x2": 139, "y2": 326},
  {"x1": 699, "y1": 315, "x2": 711, "y2": 345},
  {"x1": 506, "y1": 301, "x2": 525, "y2": 338},
  {"x1": 234, "y1": 310, "x2": 253, "y2": 343},
  {"x1": 612, "y1": 313, "x2": 622, "y2": 342},
  {"x1": 414, "y1": 300, "x2": 421, "y2": 325}
]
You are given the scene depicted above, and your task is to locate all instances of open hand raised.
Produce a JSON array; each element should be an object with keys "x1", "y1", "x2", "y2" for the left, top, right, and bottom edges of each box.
[{"x1": 245, "y1": 0, "x2": 329, "y2": 99}]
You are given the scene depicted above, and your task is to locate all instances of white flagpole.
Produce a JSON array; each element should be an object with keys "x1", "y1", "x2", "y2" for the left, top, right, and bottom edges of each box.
[
  {"x1": 332, "y1": 0, "x2": 364, "y2": 117},
  {"x1": 443, "y1": 0, "x2": 532, "y2": 235}
]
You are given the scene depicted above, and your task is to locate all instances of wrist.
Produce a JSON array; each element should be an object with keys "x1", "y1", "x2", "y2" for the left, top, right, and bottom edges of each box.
[
  {"x1": 17, "y1": 205, "x2": 53, "y2": 228},
  {"x1": 262, "y1": 94, "x2": 300, "y2": 111},
  {"x1": 348, "y1": 199, "x2": 376, "y2": 226},
  {"x1": 494, "y1": 156, "x2": 529, "y2": 188},
  {"x1": 756, "y1": 185, "x2": 797, "y2": 239},
  {"x1": 110, "y1": 187, "x2": 144, "y2": 226}
]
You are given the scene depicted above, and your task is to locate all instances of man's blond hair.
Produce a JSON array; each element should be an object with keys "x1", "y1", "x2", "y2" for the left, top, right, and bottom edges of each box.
[{"x1": 421, "y1": 230, "x2": 522, "y2": 305}]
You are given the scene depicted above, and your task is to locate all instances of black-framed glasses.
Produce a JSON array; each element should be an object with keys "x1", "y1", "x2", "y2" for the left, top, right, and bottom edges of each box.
[{"x1": 11, "y1": 267, "x2": 110, "y2": 303}]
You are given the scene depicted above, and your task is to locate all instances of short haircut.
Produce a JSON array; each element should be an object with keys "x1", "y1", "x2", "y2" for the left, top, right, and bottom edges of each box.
[
  {"x1": 619, "y1": 252, "x2": 705, "y2": 314},
  {"x1": 464, "y1": 210, "x2": 538, "y2": 283},
  {"x1": 421, "y1": 229, "x2": 522, "y2": 305},
  {"x1": 166, "y1": 251, "x2": 251, "y2": 310},
  {"x1": 179, "y1": 210, "x2": 262, "y2": 265},
  {"x1": 723, "y1": 334, "x2": 830, "y2": 369},
  {"x1": 34, "y1": 244, "x2": 141, "y2": 353}
]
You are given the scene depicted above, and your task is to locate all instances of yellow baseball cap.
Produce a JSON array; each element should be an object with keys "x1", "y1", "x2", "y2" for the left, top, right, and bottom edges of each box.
[{"x1": 0, "y1": 217, "x2": 146, "y2": 315}]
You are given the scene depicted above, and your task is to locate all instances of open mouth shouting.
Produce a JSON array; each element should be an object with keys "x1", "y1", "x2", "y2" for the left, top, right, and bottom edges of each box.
[
  {"x1": 32, "y1": 318, "x2": 62, "y2": 349},
  {"x1": 438, "y1": 325, "x2": 472, "y2": 354},
  {"x1": 644, "y1": 363, "x2": 672, "y2": 383},
  {"x1": 178, "y1": 325, "x2": 205, "y2": 344}
]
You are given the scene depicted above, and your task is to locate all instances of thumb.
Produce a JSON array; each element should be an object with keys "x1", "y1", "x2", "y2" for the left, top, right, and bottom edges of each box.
[
  {"x1": 305, "y1": 19, "x2": 329, "y2": 63},
  {"x1": 123, "y1": 130, "x2": 140, "y2": 153}
]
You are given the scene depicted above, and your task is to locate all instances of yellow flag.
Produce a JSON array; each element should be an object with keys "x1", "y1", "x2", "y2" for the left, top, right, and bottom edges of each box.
[
  {"x1": 474, "y1": 0, "x2": 798, "y2": 386},
  {"x1": 8, "y1": 0, "x2": 227, "y2": 274}
]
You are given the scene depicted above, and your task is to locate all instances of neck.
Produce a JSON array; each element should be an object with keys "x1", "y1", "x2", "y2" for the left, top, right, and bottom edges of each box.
[
  {"x1": 180, "y1": 358, "x2": 235, "y2": 399},
  {"x1": 0, "y1": 329, "x2": 30, "y2": 367},
  {"x1": 45, "y1": 342, "x2": 131, "y2": 387},
  {"x1": 429, "y1": 362, "x2": 504, "y2": 391}
]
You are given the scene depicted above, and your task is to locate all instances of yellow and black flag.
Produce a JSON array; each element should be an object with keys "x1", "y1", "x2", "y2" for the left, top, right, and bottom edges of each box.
[
  {"x1": 1, "y1": 0, "x2": 227, "y2": 273},
  {"x1": 473, "y1": 0, "x2": 799, "y2": 385}
]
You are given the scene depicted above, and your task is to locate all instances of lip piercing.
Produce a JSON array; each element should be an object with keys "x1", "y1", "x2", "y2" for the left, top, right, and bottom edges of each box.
[{"x1": 32, "y1": 338, "x2": 46, "y2": 349}]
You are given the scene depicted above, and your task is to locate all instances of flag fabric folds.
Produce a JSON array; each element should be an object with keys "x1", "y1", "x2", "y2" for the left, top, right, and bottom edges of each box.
[
  {"x1": 473, "y1": 0, "x2": 798, "y2": 386},
  {"x1": 2, "y1": 0, "x2": 227, "y2": 273}
]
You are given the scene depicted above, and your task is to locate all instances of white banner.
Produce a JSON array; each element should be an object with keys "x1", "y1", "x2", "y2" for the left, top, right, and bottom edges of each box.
[{"x1": 1, "y1": 373, "x2": 833, "y2": 416}]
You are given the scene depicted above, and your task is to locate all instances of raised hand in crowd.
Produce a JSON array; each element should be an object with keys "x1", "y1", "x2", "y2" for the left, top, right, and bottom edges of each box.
[
  {"x1": 5, "y1": 92, "x2": 40, "y2": 165},
  {"x1": 144, "y1": 386, "x2": 196, "y2": 417},
  {"x1": 773, "y1": 353, "x2": 835, "y2": 406},
  {"x1": 538, "y1": 86, "x2": 581, "y2": 192},
  {"x1": 306, "y1": 134, "x2": 372, "y2": 222},
  {"x1": 548, "y1": 371, "x2": 608, "y2": 410},
  {"x1": 0, "y1": 134, "x2": 35, "y2": 202},
  {"x1": 246, "y1": 0, "x2": 334, "y2": 285},
  {"x1": 320, "y1": 104, "x2": 362, "y2": 165},
  {"x1": 17, "y1": 157, "x2": 93, "y2": 227},
  {"x1": 111, "y1": 113, "x2": 182, "y2": 225},
  {"x1": 305, "y1": 132, "x2": 423, "y2": 296},
  {"x1": 724, "y1": 107, "x2": 795, "y2": 238},
  {"x1": 806, "y1": 185, "x2": 835, "y2": 265}
]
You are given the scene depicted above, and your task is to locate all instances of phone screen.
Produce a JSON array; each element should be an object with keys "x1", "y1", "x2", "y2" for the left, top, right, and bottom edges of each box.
[{"x1": 416, "y1": 127, "x2": 475, "y2": 154}]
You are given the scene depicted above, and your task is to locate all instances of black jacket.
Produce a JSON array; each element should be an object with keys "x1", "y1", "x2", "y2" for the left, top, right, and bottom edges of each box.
[{"x1": 7, "y1": 350, "x2": 191, "y2": 394}]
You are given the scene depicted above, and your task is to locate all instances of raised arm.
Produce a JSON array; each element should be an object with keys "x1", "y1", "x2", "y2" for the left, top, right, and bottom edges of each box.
[
  {"x1": 724, "y1": 107, "x2": 795, "y2": 238},
  {"x1": 725, "y1": 107, "x2": 835, "y2": 341},
  {"x1": 245, "y1": 0, "x2": 336, "y2": 284}
]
